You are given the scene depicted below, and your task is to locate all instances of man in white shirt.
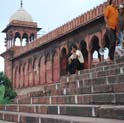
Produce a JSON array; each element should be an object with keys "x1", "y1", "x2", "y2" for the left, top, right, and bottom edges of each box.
[{"x1": 68, "y1": 45, "x2": 84, "y2": 74}]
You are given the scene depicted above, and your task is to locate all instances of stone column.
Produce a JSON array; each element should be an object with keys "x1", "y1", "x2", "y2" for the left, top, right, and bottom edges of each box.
[{"x1": 88, "y1": 50, "x2": 92, "y2": 68}]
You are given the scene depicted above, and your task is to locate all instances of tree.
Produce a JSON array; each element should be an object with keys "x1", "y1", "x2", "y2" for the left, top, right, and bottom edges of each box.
[{"x1": 0, "y1": 72, "x2": 17, "y2": 104}]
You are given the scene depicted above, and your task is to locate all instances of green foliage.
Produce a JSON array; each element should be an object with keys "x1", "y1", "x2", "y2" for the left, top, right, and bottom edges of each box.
[
  {"x1": 0, "y1": 72, "x2": 11, "y2": 87},
  {"x1": 0, "y1": 72, "x2": 17, "y2": 104},
  {"x1": 0, "y1": 84, "x2": 5, "y2": 103}
]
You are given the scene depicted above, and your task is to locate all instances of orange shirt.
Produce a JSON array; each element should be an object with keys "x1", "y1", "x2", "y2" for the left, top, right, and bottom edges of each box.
[{"x1": 104, "y1": 5, "x2": 118, "y2": 30}]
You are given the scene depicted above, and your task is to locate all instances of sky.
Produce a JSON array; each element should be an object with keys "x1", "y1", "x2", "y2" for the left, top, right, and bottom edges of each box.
[{"x1": 0, "y1": 0, "x2": 106, "y2": 72}]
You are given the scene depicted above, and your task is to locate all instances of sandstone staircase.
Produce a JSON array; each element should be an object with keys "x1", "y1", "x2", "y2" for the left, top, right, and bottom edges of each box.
[{"x1": 0, "y1": 57, "x2": 124, "y2": 123}]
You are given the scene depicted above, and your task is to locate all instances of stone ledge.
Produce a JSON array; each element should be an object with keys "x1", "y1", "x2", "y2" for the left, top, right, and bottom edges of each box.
[{"x1": 0, "y1": 112, "x2": 124, "y2": 123}]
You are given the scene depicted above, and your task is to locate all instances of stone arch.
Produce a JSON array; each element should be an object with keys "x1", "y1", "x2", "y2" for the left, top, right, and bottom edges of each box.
[
  {"x1": 45, "y1": 53, "x2": 52, "y2": 84},
  {"x1": 33, "y1": 57, "x2": 40, "y2": 86},
  {"x1": 68, "y1": 43, "x2": 78, "y2": 53},
  {"x1": 39, "y1": 56, "x2": 46, "y2": 85},
  {"x1": 14, "y1": 32, "x2": 21, "y2": 46},
  {"x1": 30, "y1": 33, "x2": 35, "y2": 42},
  {"x1": 22, "y1": 33, "x2": 28, "y2": 46},
  {"x1": 60, "y1": 46, "x2": 68, "y2": 55},
  {"x1": 102, "y1": 32, "x2": 110, "y2": 59},
  {"x1": 53, "y1": 49, "x2": 60, "y2": 82},
  {"x1": 90, "y1": 35, "x2": 101, "y2": 62},
  {"x1": 79, "y1": 40, "x2": 88, "y2": 69},
  {"x1": 60, "y1": 47, "x2": 67, "y2": 75}
]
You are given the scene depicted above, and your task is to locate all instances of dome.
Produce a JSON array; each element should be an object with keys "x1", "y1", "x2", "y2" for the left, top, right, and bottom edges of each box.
[{"x1": 9, "y1": 8, "x2": 33, "y2": 22}]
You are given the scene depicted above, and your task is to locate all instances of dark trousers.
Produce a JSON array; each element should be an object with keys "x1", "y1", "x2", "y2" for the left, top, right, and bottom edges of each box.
[
  {"x1": 68, "y1": 59, "x2": 84, "y2": 74},
  {"x1": 106, "y1": 28, "x2": 116, "y2": 60}
]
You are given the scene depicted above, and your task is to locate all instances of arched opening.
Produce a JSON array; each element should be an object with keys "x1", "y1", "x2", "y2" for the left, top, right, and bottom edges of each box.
[
  {"x1": 91, "y1": 36, "x2": 101, "y2": 64},
  {"x1": 22, "y1": 33, "x2": 28, "y2": 46},
  {"x1": 103, "y1": 33, "x2": 110, "y2": 60},
  {"x1": 22, "y1": 38, "x2": 27, "y2": 46},
  {"x1": 14, "y1": 32, "x2": 21, "y2": 46},
  {"x1": 104, "y1": 48, "x2": 109, "y2": 59},
  {"x1": 30, "y1": 34, "x2": 35, "y2": 42},
  {"x1": 80, "y1": 40, "x2": 88, "y2": 69},
  {"x1": 60, "y1": 48, "x2": 67, "y2": 76}
]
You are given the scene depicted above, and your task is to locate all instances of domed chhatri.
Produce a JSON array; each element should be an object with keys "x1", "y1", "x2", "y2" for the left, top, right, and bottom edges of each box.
[
  {"x1": 2, "y1": 0, "x2": 41, "y2": 49},
  {"x1": 9, "y1": 8, "x2": 33, "y2": 22},
  {"x1": 9, "y1": 0, "x2": 33, "y2": 22}
]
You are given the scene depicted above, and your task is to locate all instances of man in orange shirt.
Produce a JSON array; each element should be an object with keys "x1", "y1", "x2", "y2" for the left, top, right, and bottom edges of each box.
[{"x1": 104, "y1": 0, "x2": 118, "y2": 61}]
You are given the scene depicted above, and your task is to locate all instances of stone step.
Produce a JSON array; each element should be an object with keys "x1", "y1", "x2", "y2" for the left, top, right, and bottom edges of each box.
[
  {"x1": 54, "y1": 74, "x2": 124, "y2": 91},
  {"x1": 15, "y1": 64, "x2": 124, "y2": 100},
  {"x1": 44, "y1": 83, "x2": 124, "y2": 96},
  {"x1": 0, "y1": 121, "x2": 16, "y2": 123},
  {"x1": 115, "y1": 56, "x2": 124, "y2": 63},
  {"x1": 27, "y1": 77, "x2": 124, "y2": 98},
  {"x1": 13, "y1": 92, "x2": 124, "y2": 105},
  {"x1": 61, "y1": 66, "x2": 124, "y2": 83},
  {"x1": 14, "y1": 73, "x2": 124, "y2": 104},
  {"x1": 93, "y1": 56, "x2": 124, "y2": 68},
  {"x1": 0, "y1": 112, "x2": 124, "y2": 123},
  {"x1": 81, "y1": 61, "x2": 124, "y2": 74},
  {"x1": 0, "y1": 104, "x2": 99, "y2": 117},
  {"x1": 98, "y1": 105, "x2": 124, "y2": 120},
  {"x1": 0, "y1": 105, "x2": 124, "y2": 120},
  {"x1": 26, "y1": 83, "x2": 124, "y2": 98}
]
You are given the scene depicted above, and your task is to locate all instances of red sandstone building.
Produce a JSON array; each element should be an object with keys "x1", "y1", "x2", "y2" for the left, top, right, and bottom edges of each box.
[{"x1": 1, "y1": 0, "x2": 123, "y2": 92}]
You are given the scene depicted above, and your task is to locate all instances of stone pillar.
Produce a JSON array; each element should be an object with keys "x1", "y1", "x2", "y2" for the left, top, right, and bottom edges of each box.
[
  {"x1": 10, "y1": 40, "x2": 12, "y2": 48},
  {"x1": 53, "y1": 50, "x2": 60, "y2": 82},
  {"x1": 88, "y1": 50, "x2": 92, "y2": 68},
  {"x1": 34, "y1": 59, "x2": 40, "y2": 86},
  {"x1": 13, "y1": 39, "x2": 15, "y2": 47},
  {"x1": 40, "y1": 57, "x2": 46, "y2": 85},
  {"x1": 46, "y1": 60, "x2": 53, "y2": 84},
  {"x1": 27, "y1": 34, "x2": 30, "y2": 44}
]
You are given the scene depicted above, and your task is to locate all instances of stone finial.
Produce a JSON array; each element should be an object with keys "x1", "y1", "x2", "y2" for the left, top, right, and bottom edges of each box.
[{"x1": 21, "y1": 0, "x2": 23, "y2": 8}]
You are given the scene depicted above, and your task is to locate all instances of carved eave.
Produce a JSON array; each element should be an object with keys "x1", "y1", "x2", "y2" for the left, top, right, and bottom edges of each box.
[{"x1": 2, "y1": 20, "x2": 41, "y2": 33}]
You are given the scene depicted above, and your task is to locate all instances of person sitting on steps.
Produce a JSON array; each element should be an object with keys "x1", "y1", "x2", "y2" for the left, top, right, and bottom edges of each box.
[{"x1": 68, "y1": 44, "x2": 84, "y2": 74}]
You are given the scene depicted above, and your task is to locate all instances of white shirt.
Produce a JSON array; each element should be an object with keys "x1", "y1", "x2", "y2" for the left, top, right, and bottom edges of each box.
[
  {"x1": 76, "y1": 50, "x2": 84, "y2": 63},
  {"x1": 70, "y1": 54, "x2": 76, "y2": 59},
  {"x1": 70, "y1": 50, "x2": 84, "y2": 63}
]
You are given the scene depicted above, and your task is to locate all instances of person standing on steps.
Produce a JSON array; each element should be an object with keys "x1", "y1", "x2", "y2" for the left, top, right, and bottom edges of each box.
[
  {"x1": 68, "y1": 44, "x2": 84, "y2": 74},
  {"x1": 117, "y1": 4, "x2": 124, "y2": 47},
  {"x1": 104, "y1": 0, "x2": 118, "y2": 62},
  {"x1": 115, "y1": 4, "x2": 124, "y2": 57}
]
